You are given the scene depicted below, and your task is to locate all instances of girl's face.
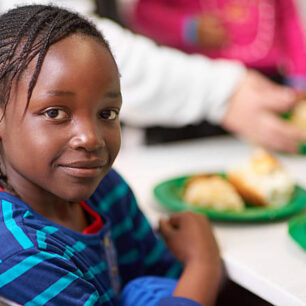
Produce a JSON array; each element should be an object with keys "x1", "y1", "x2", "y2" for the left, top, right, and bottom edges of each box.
[{"x1": 0, "y1": 34, "x2": 122, "y2": 205}]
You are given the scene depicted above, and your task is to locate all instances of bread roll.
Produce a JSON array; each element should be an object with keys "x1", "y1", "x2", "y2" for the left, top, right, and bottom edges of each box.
[
  {"x1": 183, "y1": 175, "x2": 244, "y2": 211},
  {"x1": 227, "y1": 149, "x2": 294, "y2": 207}
]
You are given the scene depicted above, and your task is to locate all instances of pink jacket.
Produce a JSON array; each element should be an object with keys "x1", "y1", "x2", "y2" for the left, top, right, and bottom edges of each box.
[{"x1": 132, "y1": 0, "x2": 306, "y2": 76}]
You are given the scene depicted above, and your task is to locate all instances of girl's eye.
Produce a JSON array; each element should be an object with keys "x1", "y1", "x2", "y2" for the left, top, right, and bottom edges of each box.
[
  {"x1": 44, "y1": 109, "x2": 67, "y2": 120},
  {"x1": 100, "y1": 110, "x2": 118, "y2": 120}
]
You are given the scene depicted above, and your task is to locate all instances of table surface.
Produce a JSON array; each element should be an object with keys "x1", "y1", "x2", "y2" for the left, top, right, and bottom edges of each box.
[{"x1": 114, "y1": 135, "x2": 306, "y2": 306}]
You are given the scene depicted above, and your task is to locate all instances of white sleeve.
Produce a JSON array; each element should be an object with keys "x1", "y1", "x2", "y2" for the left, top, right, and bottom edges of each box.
[{"x1": 94, "y1": 18, "x2": 246, "y2": 127}]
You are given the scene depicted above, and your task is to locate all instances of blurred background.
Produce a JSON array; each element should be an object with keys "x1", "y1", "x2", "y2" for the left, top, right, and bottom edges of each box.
[{"x1": 96, "y1": 0, "x2": 306, "y2": 146}]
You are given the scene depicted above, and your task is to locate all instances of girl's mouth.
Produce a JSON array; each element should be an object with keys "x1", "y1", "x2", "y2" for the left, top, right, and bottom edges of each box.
[{"x1": 57, "y1": 159, "x2": 107, "y2": 178}]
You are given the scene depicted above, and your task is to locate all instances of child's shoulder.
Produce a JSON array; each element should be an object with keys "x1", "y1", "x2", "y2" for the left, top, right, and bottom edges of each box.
[
  {"x1": 88, "y1": 168, "x2": 135, "y2": 213},
  {"x1": 97, "y1": 168, "x2": 127, "y2": 190},
  {"x1": 0, "y1": 192, "x2": 73, "y2": 263},
  {"x1": 0, "y1": 192, "x2": 36, "y2": 260}
]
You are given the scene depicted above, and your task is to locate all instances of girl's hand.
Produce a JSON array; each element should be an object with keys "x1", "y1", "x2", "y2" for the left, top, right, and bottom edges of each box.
[
  {"x1": 197, "y1": 13, "x2": 228, "y2": 49},
  {"x1": 159, "y1": 211, "x2": 220, "y2": 267},
  {"x1": 159, "y1": 211, "x2": 222, "y2": 305}
]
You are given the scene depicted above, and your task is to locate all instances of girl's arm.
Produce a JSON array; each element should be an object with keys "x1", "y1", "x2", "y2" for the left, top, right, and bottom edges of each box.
[
  {"x1": 0, "y1": 249, "x2": 101, "y2": 305},
  {"x1": 133, "y1": 0, "x2": 192, "y2": 47},
  {"x1": 106, "y1": 170, "x2": 217, "y2": 305},
  {"x1": 132, "y1": 0, "x2": 227, "y2": 49},
  {"x1": 159, "y1": 211, "x2": 222, "y2": 306},
  {"x1": 279, "y1": 0, "x2": 306, "y2": 89}
]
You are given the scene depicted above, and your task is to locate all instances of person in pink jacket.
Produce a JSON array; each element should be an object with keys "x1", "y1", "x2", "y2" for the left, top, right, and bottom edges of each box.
[{"x1": 131, "y1": 0, "x2": 306, "y2": 89}]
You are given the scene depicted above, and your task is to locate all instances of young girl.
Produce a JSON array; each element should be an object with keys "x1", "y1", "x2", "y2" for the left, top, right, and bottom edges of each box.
[
  {"x1": 130, "y1": 0, "x2": 306, "y2": 89},
  {"x1": 0, "y1": 5, "x2": 221, "y2": 305}
]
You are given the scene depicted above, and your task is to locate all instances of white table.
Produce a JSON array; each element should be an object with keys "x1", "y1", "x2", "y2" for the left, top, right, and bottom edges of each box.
[{"x1": 114, "y1": 135, "x2": 306, "y2": 306}]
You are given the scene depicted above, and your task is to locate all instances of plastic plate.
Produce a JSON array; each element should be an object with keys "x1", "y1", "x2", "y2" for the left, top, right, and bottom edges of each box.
[
  {"x1": 153, "y1": 174, "x2": 306, "y2": 221},
  {"x1": 288, "y1": 213, "x2": 306, "y2": 250}
]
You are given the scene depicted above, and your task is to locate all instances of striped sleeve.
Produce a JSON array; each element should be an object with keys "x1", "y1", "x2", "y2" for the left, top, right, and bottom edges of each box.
[
  {"x1": 0, "y1": 249, "x2": 103, "y2": 305},
  {"x1": 93, "y1": 169, "x2": 182, "y2": 285},
  {"x1": 128, "y1": 192, "x2": 183, "y2": 278}
]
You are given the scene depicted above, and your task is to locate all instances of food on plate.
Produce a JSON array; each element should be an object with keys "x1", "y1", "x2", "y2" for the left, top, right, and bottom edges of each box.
[
  {"x1": 227, "y1": 149, "x2": 294, "y2": 207},
  {"x1": 183, "y1": 174, "x2": 244, "y2": 211}
]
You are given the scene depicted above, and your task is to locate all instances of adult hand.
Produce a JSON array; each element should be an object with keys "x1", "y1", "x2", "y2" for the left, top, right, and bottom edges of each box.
[
  {"x1": 222, "y1": 70, "x2": 306, "y2": 153},
  {"x1": 197, "y1": 13, "x2": 228, "y2": 49}
]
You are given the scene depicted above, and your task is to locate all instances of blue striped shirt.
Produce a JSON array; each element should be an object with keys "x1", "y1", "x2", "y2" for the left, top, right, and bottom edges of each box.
[{"x1": 0, "y1": 169, "x2": 182, "y2": 305}]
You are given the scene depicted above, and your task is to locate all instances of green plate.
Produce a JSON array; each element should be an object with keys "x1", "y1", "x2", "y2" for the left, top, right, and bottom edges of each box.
[
  {"x1": 153, "y1": 174, "x2": 306, "y2": 221},
  {"x1": 288, "y1": 213, "x2": 306, "y2": 250}
]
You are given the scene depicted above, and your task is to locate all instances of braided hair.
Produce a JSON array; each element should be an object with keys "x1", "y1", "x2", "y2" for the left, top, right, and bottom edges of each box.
[{"x1": 0, "y1": 4, "x2": 113, "y2": 192}]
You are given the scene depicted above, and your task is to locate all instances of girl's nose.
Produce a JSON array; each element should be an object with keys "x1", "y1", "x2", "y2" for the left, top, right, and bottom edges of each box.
[{"x1": 69, "y1": 120, "x2": 105, "y2": 152}]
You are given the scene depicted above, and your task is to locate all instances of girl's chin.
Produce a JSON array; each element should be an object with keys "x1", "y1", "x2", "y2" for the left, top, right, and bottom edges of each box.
[{"x1": 59, "y1": 186, "x2": 98, "y2": 203}]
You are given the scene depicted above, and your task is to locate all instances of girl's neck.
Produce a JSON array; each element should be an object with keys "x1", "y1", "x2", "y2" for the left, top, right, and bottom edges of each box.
[
  {"x1": 29, "y1": 198, "x2": 89, "y2": 232},
  {"x1": 2, "y1": 182, "x2": 89, "y2": 232},
  {"x1": 42, "y1": 201, "x2": 89, "y2": 232}
]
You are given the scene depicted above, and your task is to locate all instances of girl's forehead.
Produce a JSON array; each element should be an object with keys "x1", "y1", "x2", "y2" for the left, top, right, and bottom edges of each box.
[
  {"x1": 25, "y1": 34, "x2": 118, "y2": 87},
  {"x1": 18, "y1": 33, "x2": 115, "y2": 77},
  {"x1": 44, "y1": 36, "x2": 117, "y2": 80},
  {"x1": 7, "y1": 34, "x2": 120, "y2": 113}
]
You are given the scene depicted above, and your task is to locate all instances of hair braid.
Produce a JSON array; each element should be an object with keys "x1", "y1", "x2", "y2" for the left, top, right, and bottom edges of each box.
[
  {"x1": 26, "y1": 11, "x2": 64, "y2": 103},
  {"x1": 0, "y1": 4, "x2": 111, "y2": 109}
]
